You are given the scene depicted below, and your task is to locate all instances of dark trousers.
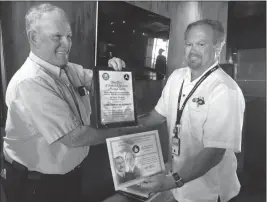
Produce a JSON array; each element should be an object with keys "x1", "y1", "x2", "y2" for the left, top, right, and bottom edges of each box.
[
  {"x1": 218, "y1": 196, "x2": 237, "y2": 202},
  {"x1": 174, "y1": 196, "x2": 238, "y2": 202},
  {"x1": 1, "y1": 160, "x2": 82, "y2": 202}
]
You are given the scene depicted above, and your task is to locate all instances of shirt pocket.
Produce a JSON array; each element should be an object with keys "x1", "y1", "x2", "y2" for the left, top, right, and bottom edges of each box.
[{"x1": 187, "y1": 98, "x2": 208, "y2": 141}]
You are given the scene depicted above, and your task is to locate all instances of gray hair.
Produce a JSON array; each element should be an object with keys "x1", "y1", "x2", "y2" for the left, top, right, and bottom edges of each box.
[
  {"x1": 184, "y1": 19, "x2": 225, "y2": 47},
  {"x1": 25, "y1": 3, "x2": 68, "y2": 34}
]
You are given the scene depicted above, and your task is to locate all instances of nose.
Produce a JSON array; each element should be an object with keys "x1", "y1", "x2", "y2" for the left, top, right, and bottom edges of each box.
[
  {"x1": 60, "y1": 36, "x2": 71, "y2": 48},
  {"x1": 189, "y1": 44, "x2": 198, "y2": 54}
]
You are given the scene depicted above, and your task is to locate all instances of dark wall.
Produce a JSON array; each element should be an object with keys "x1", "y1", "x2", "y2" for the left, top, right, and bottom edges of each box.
[
  {"x1": 227, "y1": 16, "x2": 266, "y2": 51},
  {"x1": 226, "y1": 1, "x2": 266, "y2": 195},
  {"x1": 242, "y1": 98, "x2": 266, "y2": 193},
  {"x1": 227, "y1": 1, "x2": 266, "y2": 54}
]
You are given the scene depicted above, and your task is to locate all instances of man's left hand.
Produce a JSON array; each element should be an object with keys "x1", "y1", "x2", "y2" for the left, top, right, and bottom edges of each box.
[
  {"x1": 140, "y1": 173, "x2": 176, "y2": 193},
  {"x1": 108, "y1": 57, "x2": 126, "y2": 71}
]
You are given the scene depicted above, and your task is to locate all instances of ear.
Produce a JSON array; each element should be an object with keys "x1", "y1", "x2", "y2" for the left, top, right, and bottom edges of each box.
[
  {"x1": 27, "y1": 30, "x2": 39, "y2": 48},
  {"x1": 214, "y1": 42, "x2": 224, "y2": 59}
]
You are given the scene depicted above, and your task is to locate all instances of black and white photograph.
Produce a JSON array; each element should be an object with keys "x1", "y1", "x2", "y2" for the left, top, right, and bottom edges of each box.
[{"x1": 0, "y1": 1, "x2": 266, "y2": 202}]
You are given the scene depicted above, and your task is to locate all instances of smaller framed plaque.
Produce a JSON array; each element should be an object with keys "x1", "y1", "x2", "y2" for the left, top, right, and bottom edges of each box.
[
  {"x1": 92, "y1": 66, "x2": 137, "y2": 128},
  {"x1": 106, "y1": 130, "x2": 165, "y2": 199}
]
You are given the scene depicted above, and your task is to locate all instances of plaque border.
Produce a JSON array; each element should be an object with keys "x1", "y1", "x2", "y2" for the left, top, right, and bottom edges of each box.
[
  {"x1": 92, "y1": 66, "x2": 138, "y2": 128},
  {"x1": 106, "y1": 130, "x2": 165, "y2": 191}
]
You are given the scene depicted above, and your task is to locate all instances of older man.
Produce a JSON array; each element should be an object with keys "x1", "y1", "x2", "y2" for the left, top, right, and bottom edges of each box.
[
  {"x1": 1, "y1": 3, "x2": 124, "y2": 202},
  {"x1": 124, "y1": 19, "x2": 245, "y2": 202}
]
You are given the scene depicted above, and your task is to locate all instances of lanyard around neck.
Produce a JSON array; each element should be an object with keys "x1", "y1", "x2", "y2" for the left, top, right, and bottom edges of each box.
[{"x1": 175, "y1": 65, "x2": 220, "y2": 126}]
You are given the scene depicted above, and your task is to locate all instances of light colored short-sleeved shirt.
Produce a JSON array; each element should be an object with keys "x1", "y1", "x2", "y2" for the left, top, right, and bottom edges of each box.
[
  {"x1": 4, "y1": 52, "x2": 92, "y2": 174},
  {"x1": 155, "y1": 62, "x2": 245, "y2": 202}
]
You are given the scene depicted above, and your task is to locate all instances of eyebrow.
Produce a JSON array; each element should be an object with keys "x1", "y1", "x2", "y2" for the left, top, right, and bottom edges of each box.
[
  {"x1": 185, "y1": 39, "x2": 209, "y2": 43},
  {"x1": 51, "y1": 31, "x2": 72, "y2": 36}
]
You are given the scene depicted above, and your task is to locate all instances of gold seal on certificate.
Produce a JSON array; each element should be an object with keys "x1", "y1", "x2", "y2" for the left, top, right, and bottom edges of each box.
[{"x1": 92, "y1": 66, "x2": 137, "y2": 128}]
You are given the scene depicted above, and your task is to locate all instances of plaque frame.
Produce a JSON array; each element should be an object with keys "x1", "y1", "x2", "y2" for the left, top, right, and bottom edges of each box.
[{"x1": 92, "y1": 66, "x2": 138, "y2": 128}]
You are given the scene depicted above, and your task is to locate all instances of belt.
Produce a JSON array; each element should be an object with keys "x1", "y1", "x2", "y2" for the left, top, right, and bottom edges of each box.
[{"x1": 4, "y1": 159, "x2": 81, "y2": 180}]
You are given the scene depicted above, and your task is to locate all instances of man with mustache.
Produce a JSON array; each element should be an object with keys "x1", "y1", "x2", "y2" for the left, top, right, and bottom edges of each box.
[
  {"x1": 1, "y1": 3, "x2": 125, "y2": 202},
  {"x1": 122, "y1": 19, "x2": 245, "y2": 202}
]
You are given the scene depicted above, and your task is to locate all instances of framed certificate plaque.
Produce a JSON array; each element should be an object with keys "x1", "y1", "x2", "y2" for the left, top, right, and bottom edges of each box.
[
  {"x1": 92, "y1": 66, "x2": 137, "y2": 128},
  {"x1": 106, "y1": 130, "x2": 165, "y2": 200}
]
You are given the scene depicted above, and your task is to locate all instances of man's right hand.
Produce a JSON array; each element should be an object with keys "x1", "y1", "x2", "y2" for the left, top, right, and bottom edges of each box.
[{"x1": 108, "y1": 57, "x2": 126, "y2": 71}]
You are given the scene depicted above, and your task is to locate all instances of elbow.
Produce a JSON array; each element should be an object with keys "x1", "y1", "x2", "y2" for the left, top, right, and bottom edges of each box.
[
  {"x1": 58, "y1": 135, "x2": 77, "y2": 148},
  {"x1": 57, "y1": 125, "x2": 88, "y2": 148},
  {"x1": 212, "y1": 148, "x2": 226, "y2": 166}
]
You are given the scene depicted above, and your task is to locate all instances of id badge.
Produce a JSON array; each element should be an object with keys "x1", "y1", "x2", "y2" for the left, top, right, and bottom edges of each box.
[
  {"x1": 172, "y1": 124, "x2": 181, "y2": 156},
  {"x1": 172, "y1": 137, "x2": 180, "y2": 156}
]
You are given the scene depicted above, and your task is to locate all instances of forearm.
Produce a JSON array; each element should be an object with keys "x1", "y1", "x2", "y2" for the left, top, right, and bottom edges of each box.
[
  {"x1": 139, "y1": 110, "x2": 166, "y2": 128},
  {"x1": 59, "y1": 125, "x2": 120, "y2": 147},
  {"x1": 139, "y1": 149, "x2": 226, "y2": 193},
  {"x1": 119, "y1": 109, "x2": 166, "y2": 134},
  {"x1": 175, "y1": 148, "x2": 226, "y2": 183}
]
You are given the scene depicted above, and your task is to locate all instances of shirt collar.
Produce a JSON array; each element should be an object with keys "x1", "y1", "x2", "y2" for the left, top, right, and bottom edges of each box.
[
  {"x1": 29, "y1": 52, "x2": 62, "y2": 77},
  {"x1": 185, "y1": 61, "x2": 219, "y2": 84}
]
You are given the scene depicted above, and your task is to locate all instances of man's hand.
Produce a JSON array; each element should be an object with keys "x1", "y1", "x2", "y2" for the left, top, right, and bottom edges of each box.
[
  {"x1": 108, "y1": 57, "x2": 126, "y2": 71},
  {"x1": 140, "y1": 173, "x2": 176, "y2": 193}
]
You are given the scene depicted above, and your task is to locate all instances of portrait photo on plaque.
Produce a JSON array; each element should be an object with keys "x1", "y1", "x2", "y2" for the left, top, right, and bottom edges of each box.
[
  {"x1": 92, "y1": 66, "x2": 137, "y2": 128},
  {"x1": 106, "y1": 130, "x2": 165, "y2": 199}
]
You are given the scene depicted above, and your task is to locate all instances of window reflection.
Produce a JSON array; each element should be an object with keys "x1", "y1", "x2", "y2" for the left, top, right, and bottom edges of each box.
[{"x1": 145, "y1": 38, "x2": 169, "y2": 80}]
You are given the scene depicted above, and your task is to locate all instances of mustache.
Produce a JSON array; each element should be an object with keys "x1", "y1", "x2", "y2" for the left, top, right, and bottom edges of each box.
[{"x1": 188, "y1": 53, "x2": 201, "y2": 58}]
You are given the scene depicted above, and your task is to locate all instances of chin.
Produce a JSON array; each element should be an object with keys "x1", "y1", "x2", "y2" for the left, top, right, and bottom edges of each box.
[
  {"x1": 57, "y1": 60, "x2": 68, "y2": 67},
  {"x1": 188, "y1": 64, "x2": 201, "y2": 69}
]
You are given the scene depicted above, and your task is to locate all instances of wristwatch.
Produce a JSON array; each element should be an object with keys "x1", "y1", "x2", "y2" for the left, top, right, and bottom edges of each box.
[{"x1": 172, "y1": 172, "x2": 184, "y2": 188}]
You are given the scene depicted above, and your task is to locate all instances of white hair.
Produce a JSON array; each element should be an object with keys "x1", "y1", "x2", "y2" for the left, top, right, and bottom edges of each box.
[{"x1": 25, "y1": 3, "x2": 68, "y2": 34}]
